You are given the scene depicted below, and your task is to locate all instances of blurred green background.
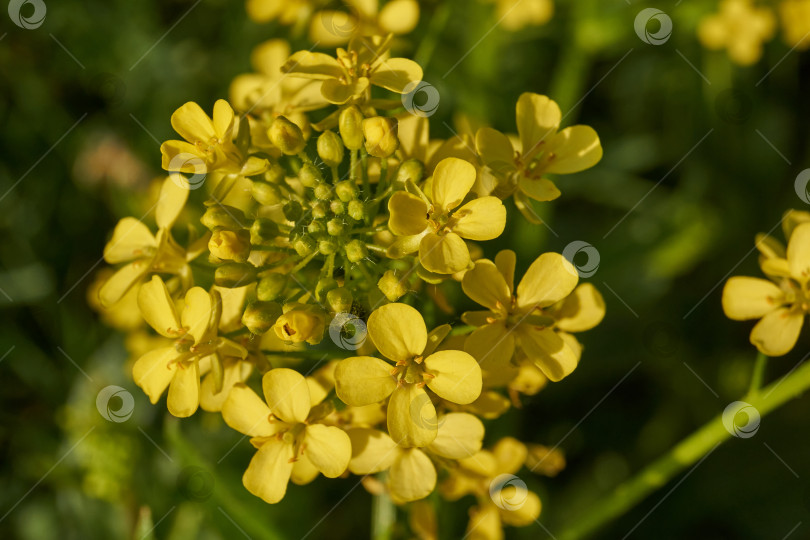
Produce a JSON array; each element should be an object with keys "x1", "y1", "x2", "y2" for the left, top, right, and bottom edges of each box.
[{"x1": 2, "y1": 0, "x2": 810, "y2": 538}]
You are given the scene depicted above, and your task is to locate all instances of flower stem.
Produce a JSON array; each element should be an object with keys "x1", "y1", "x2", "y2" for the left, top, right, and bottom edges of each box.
[
  {"x1": 371, "y1": 474, "x2": 395, "y2": 540},
  {"x1": 557, "y1": 356, "x2": 810, "y2": 540},
  {"x1": 748, "y1": 352, "x2": 768, "y2": 395}
]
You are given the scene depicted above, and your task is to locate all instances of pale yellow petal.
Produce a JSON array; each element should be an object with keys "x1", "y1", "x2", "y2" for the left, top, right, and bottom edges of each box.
[
  {"x1": 431, "y1": 157, "x2": 475, "y2": 212},
  {"x1": 200, "y1": 360, "x2": 251, "y2": 412},
  {"x1": 452, "y1": 197, "x2": 506, "y2": 241},
  {"x1": 303, "y1": 424, "x2": 352, "y2": 478},
  {"x1": 322, "y1": 77, "x2": 370, "y2": 105},
  {"x1": 499, "y1": 490, "x2": 542, "y2": 526},
  {"x1": 368, "y1": 303, "x2": 427, "y2": 362},
  {"x1": 544, "y1": 125, "x2": 603, "y2": 174},
  {"x1": 389, "y1": 449, "x2": 436, "y2": 502},
  {"x1": 103, "y1": 217, "x2": 157, "y2": 264},
  {"x1": 388, "y1": 192, "x2": 429, "y2": 236},
  {"x1": 222, "y1": 383, "x2": 278, "y2": 437},
  {"x1": 428, "y1": 413, "x2": 484, "y2": 459},
  {"x1": 132, "y1": 347, "x2": 178, "y2": 404},
  {"x1": 242, "y1": 439, "x2": 295, "y2": 504},
  {"x1": 517, "y1": 326, "x2": 578, "y2": 382},
  {"x1": 262, "y1": 368, "x2": 311, "y2": 424},
  {"x1": 171, "y1": 101, "x2": 215, "y2": 143},
  {"x1": 212, "y1": 99, "x2": 235, "y2": 141},
  {"x1": 492, "y1": 437, "x2": 527, "y2": 474},
  {"x1": 750, "y1": 308, "x2": 804, "y2": 357},
  {"x1": 465, "y1": 324, "x2": 517, "y2": 388},
  {"x1": 494, "y1": 249, "x2": 517, "y2": 294},
  {"x1": 378, "y1": 0, "x2": 420, "y2": 34},
  {"x1": 335, "y1": 356, "x2": 397, "y2": 406},
  {"x1": 388, "y1": 384, "x2": 438, "y2": 447},
  {"x1": 516, "y1": 93, "x2": 560, "y2": 159},
  {"x1": 423, "y1": 350, "x2": 482, "y2": 404},
  {"x1": 518, "y1": 176, "x2": 561, "y2": 202},
  {"x1": 167, "y1": 360, "x2": 200, "y2": 417},
  {"x1": 475, "y1": 127, "x2": 516, "y2": 176},
  {"x1": 722, "y1": 276, "x2": 784, "y2": 321},
  {"x1": 291, "y1": 455, "x2": 320, "y2": 486},
  {"x1": 99, "y1": 261, "x2": 148, "y2": 307},
  {"x1": 138, "y1": 275, "x2": 182, "y2": 337},
  {"x1": 788, "y1": 222, "x2": 810, "y2": 283},
  {"x1": 181, "y1": 287, "x2": 212, "y2": 344},
  {"x1": 347, "y1": 428, "x2": 399, "y2": 474},
  {"x1": 554, "y1": 283, "x2": 606, "y2": 332},
  {"x1": 516, "y1": 252, "x2": 578, "y2": 309},
  {"x1": 370, "y1": 58, "x2": 423, "y2": 94},
  {"x1": 282, "y1": 50, "x2": 344, "y2": 79},
  {"x1": 419, "y1": 232, "x2": 470, "y2": 274},
  {"x1": 156, "y1": 176, "x2": 189, "y2": 230}
]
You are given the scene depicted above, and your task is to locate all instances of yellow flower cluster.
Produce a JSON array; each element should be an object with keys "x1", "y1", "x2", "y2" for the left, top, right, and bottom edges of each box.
[{"x1": 92, "y1": 18, "x2": 603, "y2": 538}]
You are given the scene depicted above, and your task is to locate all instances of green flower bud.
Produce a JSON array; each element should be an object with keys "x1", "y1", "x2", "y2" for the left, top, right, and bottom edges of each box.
[
  {"x1": 319, "y1": 239, "x2": 338, "y2": 255},
  {"x1": 257, "y1": 273, "x2": 287, "y2": 301},
  {"x1": 299, "y1": 163, "x2": 322, "y2": 188},
  {"x1": 312, "y1": 201, "x2": 328, "y2": 219},
  {"x1": 317, "y1": 130, "x2": 344, "y2": 167},
  {"x1": 242, "y1": 301, "x2": 282, "y2": 335},
  {"x1": 250, "y1": 218, "x2": 280, "y2": 246},
  {"x1": 315, "y1": 278, "x2": 338, "y2": 302},
  {"x1": 252, "y1": 181, "x2": 282, "y2": 206},
  {"x1": 214, "y1": 262, "x2": 257, "y2": 288},
  {"x1": 348, "y1": 200, "x2": 366, "y2": 221},
  {"x1": 345, "y1": 239, "x2": 368, "y2": 262},
  {"x1": 339, "y1": 105, "x2": 365, "y2": 150},
  {"x1": 201, "y1": 205, "x2": 246, "y2": 231},
  {"x1": 394, "y1": 159, "x2": 425, "y2": 185},
  {"x1": 335, "y1": 180, "x2": 358, "y2": 202},
  {"x1": 307, "y1": 220, "x2": 326, "y2": 235},
  {"x1": 268, "y1": 116, "x2": 306, "y2": 155},
  {"x1": 327, "y1": 218, "x2": 346, "y2": 236},
  {"x1": 293, "y1": 235, "x2": 317, "y2": 257},
  {"x1": 209, "y1": 228, "x2": 251, "y2": 263},
  {"x1": 330, "y1": 200, "x2": 345, "y2": 215},
  {"x1": 283, "y1": 200, "x2": 303, "y2": 222},
  {"x1": 378, "y1": 269, "x2": 408, "y2": 301},
  {"x1": 264, "y1": 163, "x2": 285, "y2": 184},
  {"x1": 362, "y1": 117, "x2": 399, "y2": 158},
  {"x1": 313, "y1": 183, "x2": 332, "y2": 201},
  {"x1": 326, "y1": 287, "x2": 353, "y2": 313}
]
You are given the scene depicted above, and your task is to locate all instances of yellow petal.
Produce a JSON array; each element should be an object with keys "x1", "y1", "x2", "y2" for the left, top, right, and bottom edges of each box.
[
  {"x1": 428, "y1": 413, "x2": 484, "y2": 459},
  {"x1": 516, "y1": 252, "x2": 578, "y2": 309},
  {"x1": 492, "y1": 437, "x2": 527, "y2": 474},
  {"x1": 388, "y1": 384, "x2": 438, "y2": 447},
  {"x1": 368, "y1": 303, "x2": 428, "y2": 362},
  {"x1": 212, "y1": 99, "x2": 235, "y2": 140},
  {"x1": 722, "y1": 276, "x2": 784, "y2": 321},
  {"x1": 516, "y1": 93, "x2": 560, "y2": 159},
  {"x1": 518, "y1": 176, "x2": 561, "y2": 202},
  {"x1": 544, "y1": 125, "x2": 603, "y2": 174},
  {"x1": 167, "y1": 360, "x2": 200, "y2": 417},
  {"x1": 347, "y1": 428, "x2": 399, "y2": 474},
  {"x1": 465, "y1": 504, "x2": 502, "y2": 540},
  {"x1": 291, "y1": 455, "x2": 320, "y2": 486},
  {"x1": 200, "y1": 360, "x2": 251, "y2": 412},
  {"x1": 499, "y1": 490, "x2": 542, "y2": 526},
  {"x1": 423, "y1": 350, "x2": 482, "y2": 404},
  {"x1": 465, "y1": 324, "x2": 517, "y2": 388},
  {"x1": 750, "y1": 308, "x2": 804, "y2": 356},
  {"x1": 788, "y1": 222, "x2": 810, "y2": 283},
  {"x1": 378, "y1": 0, "x2": 420, "y2": 34},
  {"x1": 282, "y1": 50, "x2": 344, "y2": 79},
  {"x1": 461, "y1": 260, "x2": 511, "y2": 310},
  {"x1": 103, "y1": 217, "x2": 157, "y2": 264},
  {"x1": 494, "y1": 249, "x2": 517, "y2": 294},
  {"x1": 243, "y1": 438, "x2": 295, "y2": 504},
  {"x1": 387, "y1": 231, "x2": 427, "y2": 258},
  {"x1": 389, "y1": 448, "x2": 436, "y2": 502},
  {"x1": 262, "y1": 368, "x2": 311, "y2": 424},
  {"x1": 160, "y1": 140, "x2": 207, "y2": 173},
  {"x1": 335, "y1": 356, "x2": 397, "y2": 406},
  {"x1": 138, "y1": 275, "x2": 182, "y2": 338},
  {"x1": 554, "y1": 283, "x2": 606, "y2": 332},
  {"x1": 475, "y1": 127, "x2": 516, "y2": 176},
  {"x1": 171, "y1": 101, "x2": 215, "y2": 143},
  {"x1": 182, "y1": 287, "x2": 212, "y2": 344},
  {"x1": 322, "y1": 77, "x2": 370, "y2": 105},
  {"x1": 517, "y1": 327, "x2": 578, "y2": 382},
  {"x1": 303, "y1": 424, "x2": 352, "y2": 478},
  {"x1": 99, "y1": 261, "x2": 148, "y2": 307},
  {"x1": 132, "y1": 347, "x2": 178, "y2": 404},
  {"x1": 452, "y1": 197, "x2": 506, "y2": 241},
  {"x1": 419, "y1": 232, "x2": 470, "y2": 274},
  {"x1": 388, "y1": 192, "x2": 429, "y2": 236},
  {"x1": 156, "y1": 176, "x2": 189, "y2": 230},
  {"x1": 431, "y1": 157, "x2": 475, "y2": 212},
  {"x1": 370, "y1": 58, "x2": 423, "y2": 94},
  {"x1": 246, "y1": 0, "x2": 282, "y2": 22},
  {"x1": 309, "y1": 11, "x2": 357, "y2": 47},
  {"x1": 222, "y1": 383, "x2": 278, "y2": 437}
]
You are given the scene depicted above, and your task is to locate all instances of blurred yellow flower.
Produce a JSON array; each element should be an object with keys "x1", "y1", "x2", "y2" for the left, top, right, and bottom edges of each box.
[
  {"x1": 778, "y1": 0, "x2": 810, "y2": 50},
  {"x1": 698, "y1": 0, "x2": 775, "y2": 65},
  {"x1": 310, "y1": 0, "x2": 420, "y2": 46},
  {"x1": 387, "y1": 157, "x2": 507, "y2": 274},
  {"x1": 483, "y1": 0, "x2": 553, "y2": 32},
  {"x1": 222, "y1": 369, "x2": 352, "y2": 503},
  {"x1": 335, "y1": 303, "x2": 482, "y2": 447},
  {"x1": 245, "y1": 0, "x2": 313, "y2": 25}
]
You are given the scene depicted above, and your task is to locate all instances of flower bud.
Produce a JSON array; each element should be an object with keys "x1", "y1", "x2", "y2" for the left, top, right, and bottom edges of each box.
[
  {"x1": 335, "y1": 180, "x2": 358, "y2": 202},
  {"x1": 214, "y1": 262, "x2": 257, "y2": 288},
  {"x1": 201, "y1": 205, "x2": 246, "y2": 230},
  {"x1": 378, "y1": 269, "x2": 408, "y2": 301},
  {"x1": 316, "y1": 277, "x2": 338, "y2": 301},
  {"x1": 264, "y1": 163, "x2": 285, "y2": 183},
  {"x1": 274, "y1": 306, "x2": 326, "y2": 345},
  {"x1": 362, "y1": 117, "x2": 399, "y2": 158},
  {"x1": 339, "y1": 105, "x2": 365, "y2": 150},
  {"x1": 319, "y1": 239, "x2": 338, "y2": 255},
  {"x1": 250, "y1": 218, "x2": 280, "y2": 246},
  {"x1": 312, "y1": 201, "x2": 328, "y2": 219},
  {"x1": 257, "y1": 273, "x2": 287, "y2": 301},
  {"x1": 307, "y1": 220, "x2": 326, "y2": 236},
  {"x1": 326, "y1": 287, "x2": 353, "y2": 313},
  {"x1": 293, "y1": 235, "x2": 317, "y2": 257},
  {"x1": 268, "y1": 116, "x2": 306, "y2": 155},
  {"x1": 299, "y1": 163, "x2": 322, "y2": 188},
  {"x1": 330, "y1": 200, "x2": 345, "y2": 215},
  {"x1": 242, "y1": 301, "x2": 282, "y2": 335},
  {"x1": 394, "y1": 159, "x2": 424, "y2": 185},
  {"x1": 209, "y1": 229, "x2": 251, "y2": 263},
  {"x1": 283, "y1": 200, "x2": 303, "y2": 222},
  {"x1": 344, "y1": 239, "x2": 368, "y2": 262},
  {"x1": 348, "y1": 200, "x2": 366, "y2": 221},
  {"x1": 317, "y1": 130, "x2": 344, "y2": 167},
  {"x1": 313, "y1": 183, "x2": 332, "y2": 201},
  {"x1": 252, "y1": 181, "x2": 282, "y2": 206},
  {"x1": 327, "y1": 218, "x2": 346, "y2": 237}
]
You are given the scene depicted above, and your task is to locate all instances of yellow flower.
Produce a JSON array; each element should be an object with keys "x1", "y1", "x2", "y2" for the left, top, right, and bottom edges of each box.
[
  {"x1": 483, "y1": 0, "x2": 553, "y2": 32},
  {"x1": 132, "y1": 276, "x2": 248, "y2": 417},
  {"x1": 222, "y1": 368, "x2": 352, "y2": 504},
  {"x1": 698, "y1": 0, "x2": 775, "y2": 65},
  {"x1": 387, "y1": 157, "x2": 507, "y2": 274},
  {"x1": 282, "y1": 34, "x2": 423, "y2": 106},
  {"x1": 273, "y1": 303, "x2": 327, "y2": 345},
  {"x1": 99, "y1": 176, "x2": 192, "y2": 306},
  {"x1": 335, "y1": 303, "x2": 482, "y2": 447},
  {"x1": 722, "y1": 221, "x2": 810, "y2": 356},
  {"x1": 779, "y1": 0, "x2": 810, "y2": 50},
  {"x1": 310, "y1": 0, "x2": 421, "y2": 46},
  {"x1": 461, "y1": 250, "x2": 605, "y2": 382},
  {"x1": 475, "y1": 93, "x2": 602, "y2": 223},
  {"x1": 346, "y1": 411, "x2": 484, "y2": 502},
  {"x1": 245, "y1": 0, "x2": 313, "y2": 25}
]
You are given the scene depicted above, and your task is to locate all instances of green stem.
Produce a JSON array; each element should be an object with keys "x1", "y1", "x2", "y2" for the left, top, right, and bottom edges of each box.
[
  {"x1": 360, "y1": 149, "x2": 371, "y2": 200},
  {"x1": 350, "y1": 149, "x2": 359, "y2": 183},
  {"x1": 558, "y1": 357, "x2": 810, "y2": 540},
  {"x1": 747, "y1": 352, "x2": 768, "y2": 395},
  {"x1": 291, "y1": 250, "x2": 318, "y2": 273},
  {"x1": 371, "y1": 476, "x2": 396, "y2": 540}
]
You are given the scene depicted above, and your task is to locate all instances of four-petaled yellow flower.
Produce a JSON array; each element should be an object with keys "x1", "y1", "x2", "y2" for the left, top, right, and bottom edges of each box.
[
  {"x1": 722, "y1": 221, "x2": 810, "y2": 356},
  {"x1": 387, "y1": 157, "x2": 507, "y2": 274},
  {"x1": 222, "y1": 369, "x2": 352, "y2": 504},
  {"x1": 698, "y1": 0, "x2": 775, "y2": 66},
  {"x1": 335, "y1": 303, "x2": 482, "y2": 447},
  {"x1": 476, "y1": 93, "x2": 602, "y2": 222}
]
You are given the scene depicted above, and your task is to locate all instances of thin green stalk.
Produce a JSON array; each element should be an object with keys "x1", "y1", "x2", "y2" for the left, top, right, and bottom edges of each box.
[
  {"x1": 360, "y1": 149, "x2": 371, "y2": 199},
  {"x1": 371, "y1": 474, "x2": 396, "y2": 540},
  {"x1": 558, "y1": 356, "x2": 810, "y2": 540},
  {"x1": 747, "y1": 352, "x2": 768, "y2": 395}
]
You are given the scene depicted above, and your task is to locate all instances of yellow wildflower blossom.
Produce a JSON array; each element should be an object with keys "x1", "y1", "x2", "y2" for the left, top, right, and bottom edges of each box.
[
  {"x1": 778, "y1": 0, "x2": 810, "y2": 50},
  {"x1": 335, "y1": 303, "x2": 482, "y2": 447},
  {"x1": 310, "y1": 0, "x2": 420, "y2": 46},
  {"x1": 698, "y1": 0, "x2": 775, "y2": 65}
]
